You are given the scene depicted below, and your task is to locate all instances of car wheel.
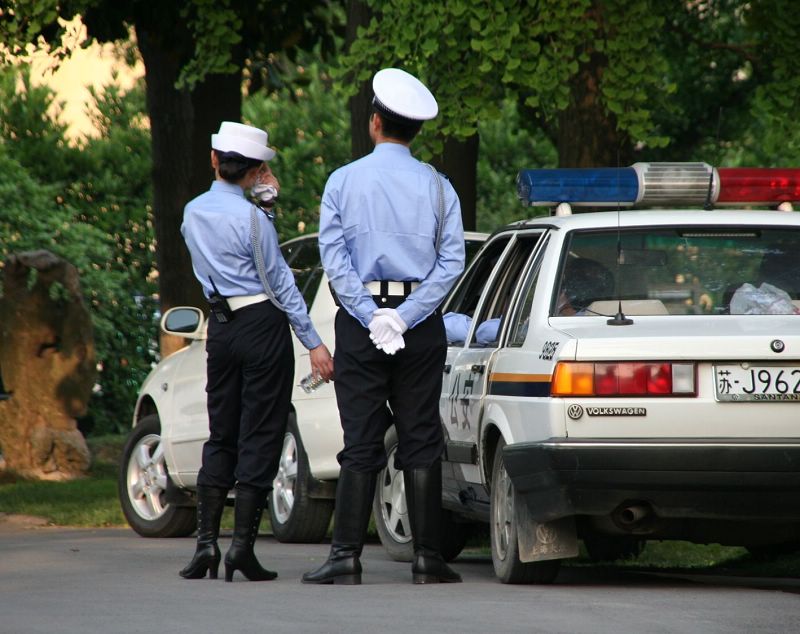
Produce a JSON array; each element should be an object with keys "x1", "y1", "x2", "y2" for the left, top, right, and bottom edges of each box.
[
  {"x1": 269, "y1": 416, "x2": 334, "y2": 543},
  {"x1": 583, "y1": 535, "x2": 645, "y2": 561},
  {"x1": 373, "y1": 433, "x2": 414, "y2": 562},
  {"x1": 118, "y1": 414, "x2": 196, "y2": 538},
  {"x1": 490, "y1": 439, "x2": 560, "y2": 584},
  {"x1": 373, "y1": 427, "x2": 469, "y2": 563}
]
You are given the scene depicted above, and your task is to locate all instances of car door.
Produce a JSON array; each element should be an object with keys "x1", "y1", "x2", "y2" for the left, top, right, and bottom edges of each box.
[{"x1": 441, "y1": 231, "x2": 546, "y2": 494}]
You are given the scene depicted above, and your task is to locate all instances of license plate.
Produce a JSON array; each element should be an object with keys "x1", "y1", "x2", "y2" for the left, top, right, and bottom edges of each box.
[{"x1": 714, "y1": 364, "x2": 800, "y2": 402}]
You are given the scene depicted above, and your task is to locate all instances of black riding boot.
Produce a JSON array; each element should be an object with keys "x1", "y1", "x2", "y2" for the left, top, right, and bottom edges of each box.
[
  {"x1": 404, "y1": 463, "x2": 462, "y2": 584},
  {"x1": 223, "y1": 484, "x2": 277, "y2": 582},
  {"x1": 302, "y1": 468, "x2": 376, "y2": 585},
  {"x1": 179, "y1": 485, "x2": 227, "y2": 579}
]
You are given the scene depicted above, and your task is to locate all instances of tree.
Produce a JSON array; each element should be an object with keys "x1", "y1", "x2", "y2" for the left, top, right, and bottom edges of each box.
[
  {"x1": 1, "y1": 1, "x2": 343, "y2": 354},
  {"x1": 338, "y1": 0, "x2": 800, "y2": 227}
]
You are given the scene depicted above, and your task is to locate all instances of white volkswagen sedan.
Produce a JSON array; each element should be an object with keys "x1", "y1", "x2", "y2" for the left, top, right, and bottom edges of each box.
[
  {"x1": 118, "y1": 231, "x2": 487, "y2": 543},
  {"x1": 398, "y1": 163, "x2": 799, "y2": 584}
]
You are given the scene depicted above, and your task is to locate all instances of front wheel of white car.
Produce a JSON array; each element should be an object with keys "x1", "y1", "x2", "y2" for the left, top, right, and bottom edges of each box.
[
  {"x1": 490, "y1": 439, "x2": 560, "y2": 584},
  {"x1": 118, "y1": 415, "x2": 196, "y2": 538},
  {"x1": 269, "y1": 416, "x2": 334, "y2": 543}
]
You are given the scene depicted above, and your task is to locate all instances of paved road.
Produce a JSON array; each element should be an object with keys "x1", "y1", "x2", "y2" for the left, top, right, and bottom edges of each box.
[{"x1": 0, "y1": 526, "x2": 797, "y2": 634}]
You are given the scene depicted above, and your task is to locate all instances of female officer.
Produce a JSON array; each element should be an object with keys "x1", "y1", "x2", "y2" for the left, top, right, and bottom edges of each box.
[{"x1": 179, "y1": 121, "x2": 333, "y2": 582}]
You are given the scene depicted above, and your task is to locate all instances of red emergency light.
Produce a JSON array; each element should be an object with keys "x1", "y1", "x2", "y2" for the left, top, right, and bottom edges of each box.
[{"x1": 717, "y1": 168, "x2": 800, "y2": 204}]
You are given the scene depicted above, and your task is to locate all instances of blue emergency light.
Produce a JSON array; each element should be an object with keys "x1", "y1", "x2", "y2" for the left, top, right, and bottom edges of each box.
[{"x1": 517, "y1": 167, "x2": 639, "y2": 206}]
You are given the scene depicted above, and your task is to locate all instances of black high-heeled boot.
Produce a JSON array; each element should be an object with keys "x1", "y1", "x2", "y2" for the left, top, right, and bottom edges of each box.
[
  {"x1": 179, "y1": 485, "x2": 228, "y2": 579},
  {"x1": 302, "y1": 468, "x2": 376, "y2": 585},
  {"x1": 404, "y1": 462, "x2": 462, "y2": 584},
  {"x1": 224, "y1": 484, "x2": 277, "y2": 582}
]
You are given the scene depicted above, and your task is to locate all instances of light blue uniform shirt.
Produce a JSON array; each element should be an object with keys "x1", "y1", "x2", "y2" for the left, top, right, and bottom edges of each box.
[
  {"x1": 181, "y1": 180, "x2": 322, "y2": 350},
  {"x1": 319, "y1": 142, "x2": 465, "y2": 329}
]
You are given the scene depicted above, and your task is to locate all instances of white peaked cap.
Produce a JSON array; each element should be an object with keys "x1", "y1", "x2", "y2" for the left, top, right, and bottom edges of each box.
[
  {"x1": 372, "y1": 68, "x2": 438, "y2": 121},
  {"x1": 211, "y1": 121, "x2": 276, "y2": 161}
]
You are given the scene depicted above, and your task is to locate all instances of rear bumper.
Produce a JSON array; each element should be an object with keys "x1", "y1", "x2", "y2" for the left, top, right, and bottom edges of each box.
[{"x1": 502, "y1": 438, "x2": 800, "y2": 523}]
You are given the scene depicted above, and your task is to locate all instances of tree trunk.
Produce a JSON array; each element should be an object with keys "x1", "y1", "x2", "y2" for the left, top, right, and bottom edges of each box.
[
  {"x1": 346, "y1": 0, "x2": 374, "y2": 161},
  {"x1": 557, "y1": 51, "x2": 632, "y2": 168},
  {"x1": 435, "y1": 134, "x2": 479, "y2": 231},
  {"x1": 136, "y1": 26, "x2": 243, "y2": 356},
  {"x1": 0, "y1": 251, "x2": 94, "y2": 480}
]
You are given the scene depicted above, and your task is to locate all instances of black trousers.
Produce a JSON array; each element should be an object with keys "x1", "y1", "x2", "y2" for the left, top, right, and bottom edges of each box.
[
  {"x1": 197, "y1": 300, "x2": 294, "y2": 490},
  {"x1": 333, "y1": 306, "x2": 446, "y2": 473}
]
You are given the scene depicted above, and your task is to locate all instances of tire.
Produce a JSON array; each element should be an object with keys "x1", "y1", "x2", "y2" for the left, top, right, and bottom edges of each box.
[
  {"x1": 118, "y1": 414, "x2": 196, "y2": 538},
  {"x1": 373, "y1": 432, "x2": 414, "y2": 562},
  {"x1": 584, "y1": 536, "x2": 645, "y2": 562},
  {"x1": 490, "y1": 439, "x2": 560, "y2": 584},
  {"x1": 269, "y1": 416, "x2": 334, "y2": 543},
  {"x1": 373, "y1": 427, "x2": 469, "y2": 563}
]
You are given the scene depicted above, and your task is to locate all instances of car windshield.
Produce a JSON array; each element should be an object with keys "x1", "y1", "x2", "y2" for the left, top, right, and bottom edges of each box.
[{"x1": 553, "y1": 226, "x2": 800, "y2": 316}]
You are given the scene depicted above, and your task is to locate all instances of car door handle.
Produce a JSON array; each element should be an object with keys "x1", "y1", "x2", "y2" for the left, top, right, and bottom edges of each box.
[
  {"x1": 471, "y1": 364, "x2": 485, "y2": 374},
  {"x1": 443, "y1": 364, "x2": 452, "y2": 374}
]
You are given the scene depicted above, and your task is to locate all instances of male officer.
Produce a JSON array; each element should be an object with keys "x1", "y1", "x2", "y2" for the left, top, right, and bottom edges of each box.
[{"x1": 303, "y1": 68, "x2": 465, "y2": 585}]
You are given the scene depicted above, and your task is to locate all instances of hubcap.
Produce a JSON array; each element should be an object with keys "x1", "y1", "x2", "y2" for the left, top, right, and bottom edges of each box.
[
  {"x1": 378, "y1": 445, "x2": 412, "y2": 544},
  {"x1": 272, "y1": 431, "x2": 298, "y2": 525},
  {"x1": 126, "y1": 433, "x2": 169, "y2": 521},
  {"x1": 492, "y1": 458, "x2": 513, "y2": 561}
]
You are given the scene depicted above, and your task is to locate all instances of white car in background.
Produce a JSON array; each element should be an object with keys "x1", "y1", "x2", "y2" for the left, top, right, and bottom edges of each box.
[{"x1": 118, "y1": 231, "x2": 487, "y2": 543}]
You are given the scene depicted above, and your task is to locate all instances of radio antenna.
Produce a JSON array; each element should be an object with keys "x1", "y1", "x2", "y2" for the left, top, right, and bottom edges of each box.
[{"x1": 608, "y1": 145, "x2": 633, "y2": 326}]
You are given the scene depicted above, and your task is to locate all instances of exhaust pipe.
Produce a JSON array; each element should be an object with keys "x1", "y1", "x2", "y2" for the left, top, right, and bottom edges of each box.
[{"x1": 614, "y1": 503, "x2": 652, "y2": 529}]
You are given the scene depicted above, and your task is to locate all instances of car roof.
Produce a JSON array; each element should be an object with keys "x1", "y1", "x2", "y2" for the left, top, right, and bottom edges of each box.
[{"x1": 493, "y1": 209, "x2": 800, "y2": 235}]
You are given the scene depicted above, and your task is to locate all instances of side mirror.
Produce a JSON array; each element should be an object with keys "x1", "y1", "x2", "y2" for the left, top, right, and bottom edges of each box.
[{"x1": 161, "y1": 307, "x2": 205, "y2": 339}]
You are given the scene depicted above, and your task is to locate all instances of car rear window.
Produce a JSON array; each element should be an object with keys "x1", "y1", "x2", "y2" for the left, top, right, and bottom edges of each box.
[{"x1": 554, "y1": 227, "x2": 800, "y2": 316}]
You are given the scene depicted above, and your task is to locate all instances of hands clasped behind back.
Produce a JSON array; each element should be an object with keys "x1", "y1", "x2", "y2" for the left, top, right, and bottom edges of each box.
[{"x1": 368, "y1": 308, "x2": 408, "y2": 355}]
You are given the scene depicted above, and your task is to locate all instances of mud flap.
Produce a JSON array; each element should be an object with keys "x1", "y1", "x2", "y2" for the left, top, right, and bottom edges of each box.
[{"x1": 515, "y1": 489, "x2": 578, "y2": 562}]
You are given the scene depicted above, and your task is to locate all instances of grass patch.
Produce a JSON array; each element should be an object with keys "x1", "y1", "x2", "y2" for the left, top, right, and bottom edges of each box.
[{"x1": 0, "y1": 434, "x2": 127, "y2": 527}]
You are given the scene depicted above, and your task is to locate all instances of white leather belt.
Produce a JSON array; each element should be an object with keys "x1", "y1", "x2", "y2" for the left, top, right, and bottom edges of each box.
[
  {"x1": 365, "y1": 281, "x2": 420, "y2": 297},
  {"x1": 228, "y1": 293, "x2": 269, "y2": 311}
]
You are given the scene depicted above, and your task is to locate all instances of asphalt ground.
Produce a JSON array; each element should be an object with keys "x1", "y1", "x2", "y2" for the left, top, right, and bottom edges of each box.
[{"x1": 0, "y1": 526, "x2": 797, "y2": 634}]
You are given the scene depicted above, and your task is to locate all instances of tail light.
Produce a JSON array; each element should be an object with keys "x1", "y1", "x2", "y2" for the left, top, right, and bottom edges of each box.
[{"x1": 552, "y1": 362, "x2": 696, "y2": 397}]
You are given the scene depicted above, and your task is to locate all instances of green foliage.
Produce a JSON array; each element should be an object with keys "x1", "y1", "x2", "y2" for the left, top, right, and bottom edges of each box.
[
  {"x1": 0, "y1": 64, "x2": 156, "y2": 436},
  {"x1": 243, "y1": 59, "x2": 351, "y2": 240},
  {"x1": 339, "y1": 0, "x2": 800, "y2": 165},
  {"x1": 476, "y1": 99, "x2": 557, "y2": 231}
]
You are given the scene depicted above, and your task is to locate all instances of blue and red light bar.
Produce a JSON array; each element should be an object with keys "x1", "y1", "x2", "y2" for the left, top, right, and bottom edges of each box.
[{"x1": 517, "y1": 162, "x2": 800, "y2": 207}]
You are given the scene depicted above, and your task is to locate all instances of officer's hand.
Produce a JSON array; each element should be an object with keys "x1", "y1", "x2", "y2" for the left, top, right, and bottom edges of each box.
[
  {"x1": 377, "y1": 333, "x2": 405, "y2": 355},
  {"x1": 373, "y1": 308, "x2": 408, "y2": 335},
  {"x1": 368, "y1": 313, "x2": 403, "y2": 346},
  {"x1": 309, "y1": 344, "x2": 334, "y2": 381}
]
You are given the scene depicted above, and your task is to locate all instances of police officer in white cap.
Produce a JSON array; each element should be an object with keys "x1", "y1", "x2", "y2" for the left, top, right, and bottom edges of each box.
[
  {"x1": 303, "y1": 69, "x2": 465, "y2": 585},
  {"x1": 179, "y1": 121, "x2": 334, "y2": 582}
]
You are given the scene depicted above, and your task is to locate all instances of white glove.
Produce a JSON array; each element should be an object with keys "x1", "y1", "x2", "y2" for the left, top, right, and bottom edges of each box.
[
  {"x1": 368, "y1": 314, "x2": 402, "y2": 346},
  {"x1": 373, "y1": 308, "x2": 408, "y2": 334},
  {"x1": 377, "y1": 332, "x2": 406, "y2": 355}
]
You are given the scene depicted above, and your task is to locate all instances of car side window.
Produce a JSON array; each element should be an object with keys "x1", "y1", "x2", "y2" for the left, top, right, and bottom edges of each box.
[
  {"x1": 442, "y1": 236, "x2": 512, "y2": 345},
  {"x1": 281, "y1": 238, "x2": 324, "y2": 307},
  {"x1": 507, "y1": 238, "x2": 548, "y2": 347},
  {"x1": 469, "y1": 234, "x2": 543, "y2": 348}
]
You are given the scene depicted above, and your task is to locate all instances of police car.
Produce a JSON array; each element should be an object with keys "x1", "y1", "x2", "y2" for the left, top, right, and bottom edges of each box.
[
  {"x1": 389, "y1": 162, "x2": 798, "y2": 584},
  {"x1": 118, "y1": 231, "x2": 487, "y2": 542}
]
